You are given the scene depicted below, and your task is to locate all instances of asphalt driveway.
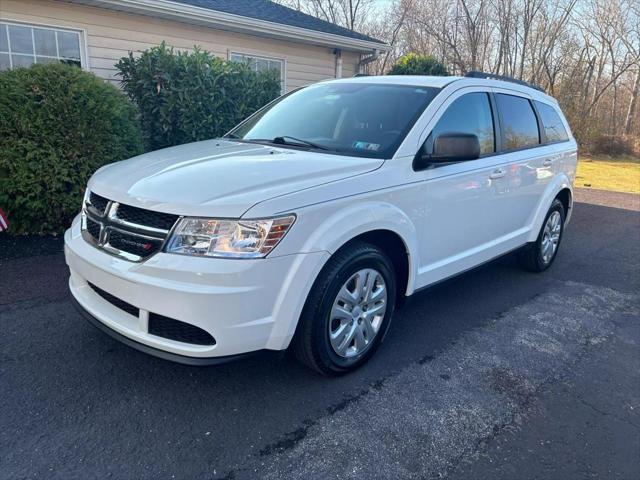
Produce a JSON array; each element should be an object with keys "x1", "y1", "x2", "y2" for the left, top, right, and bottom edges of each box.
[{"x1": 1, "y1": 189, "x2": 638, "y2": 479}]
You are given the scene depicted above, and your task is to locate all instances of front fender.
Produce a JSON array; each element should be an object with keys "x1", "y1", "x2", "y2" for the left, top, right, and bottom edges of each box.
[
  {"x1": 264, "y1": 201, "x2": 419, "y2": 350},
  {"x1": 297, "y1": 201, "x2": 419, "y2": 295},
  {"x1": 527, "y1": 173, "x2": 573, "y2": 242}
]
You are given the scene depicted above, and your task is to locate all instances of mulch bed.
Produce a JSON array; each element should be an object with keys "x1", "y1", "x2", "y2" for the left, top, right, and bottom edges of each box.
[{"x1": 0, "y1": 233, "x2": 64, "y2": 261}]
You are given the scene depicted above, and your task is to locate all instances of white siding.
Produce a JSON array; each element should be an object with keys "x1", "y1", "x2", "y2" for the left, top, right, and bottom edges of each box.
[{"x1": 1, "y1": 0, "x2": 363, "y2": 90}]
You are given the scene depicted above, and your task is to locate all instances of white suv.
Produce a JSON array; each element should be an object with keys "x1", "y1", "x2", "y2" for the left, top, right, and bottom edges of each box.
[{"x1": 65, "y1": 73, "x2": 576, "y2": 375}]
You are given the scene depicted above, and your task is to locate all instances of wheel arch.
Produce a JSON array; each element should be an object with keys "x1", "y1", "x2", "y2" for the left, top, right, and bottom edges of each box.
[
  {"x1": 331, "y1": 229, "x2": 411, "y2": 306},
  {"x1": 298, "y1": 201, "x2": 419, "y2": 297},
  {"x1": 555, "y1": 187, "x2": 573, "y2": 224},
  {"x1": 527, "y1": 175, "x2": 574, "y2": 242},
  {"x1": 266, "y1": 202, "x2": 419, "y2": 351}
]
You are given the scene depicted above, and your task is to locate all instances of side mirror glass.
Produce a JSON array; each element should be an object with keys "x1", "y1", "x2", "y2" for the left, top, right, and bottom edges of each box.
[
  {"x1": 433, "y1": 133, "x2": 480, "y2": 161},
  {"x1": 415, "y1": 133, "x2": 481, "y2": 169}
]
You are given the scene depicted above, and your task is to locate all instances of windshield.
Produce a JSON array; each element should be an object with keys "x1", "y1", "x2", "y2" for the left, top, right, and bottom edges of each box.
[{"x1": 227, "y1": 83, "x2": 440, "y2": 159}]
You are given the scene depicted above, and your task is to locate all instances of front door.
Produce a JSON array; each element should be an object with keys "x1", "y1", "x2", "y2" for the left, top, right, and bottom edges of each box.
[{"x1": 412, "y1": 89, "x2": 510, "y2": 287}]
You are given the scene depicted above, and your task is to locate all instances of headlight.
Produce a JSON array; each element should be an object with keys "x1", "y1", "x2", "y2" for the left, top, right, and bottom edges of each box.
[{"x1": 164, "y1": 215, "x2": 295, "y2": 258}]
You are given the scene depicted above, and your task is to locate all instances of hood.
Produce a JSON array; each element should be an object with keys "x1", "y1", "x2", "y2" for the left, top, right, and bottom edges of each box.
[{"x1": 88, "y1": 139, "x2": 383, "y2": 218}]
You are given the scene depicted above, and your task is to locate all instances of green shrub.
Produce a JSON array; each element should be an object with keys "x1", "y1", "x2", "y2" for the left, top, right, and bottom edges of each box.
[
  {"x1": 388, "y1": 53, "x2": 449, "y2": 76},
  {"x1": 0, "y1": 63, "x2": 143, "y2": 235},
  {"x1": 116, "y1": 43, "x2": 281, "y2": 151}
]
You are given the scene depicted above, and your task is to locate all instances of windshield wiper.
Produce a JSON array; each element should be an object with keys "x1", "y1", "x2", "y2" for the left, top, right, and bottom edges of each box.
[{"x1": 272, "y1": 136, "x2": 329, "y2": 151}]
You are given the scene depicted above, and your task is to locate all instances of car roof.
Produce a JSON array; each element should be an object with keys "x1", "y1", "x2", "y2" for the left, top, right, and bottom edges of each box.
[
  {"x1": 320, "y1": 75, "x2": 559, "y2": 105},
  {"x1": 322, "y1": 75, "x2": 462, "y2": 88}
]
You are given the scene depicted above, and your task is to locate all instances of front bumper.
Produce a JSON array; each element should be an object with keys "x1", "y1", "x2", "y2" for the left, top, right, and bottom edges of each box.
[
  {"x1": 65, "y1": 216, "x2": 329, "y2": 361},
  {"x1": 70, "y1": 295, "x2": 261, "y2": 365}
]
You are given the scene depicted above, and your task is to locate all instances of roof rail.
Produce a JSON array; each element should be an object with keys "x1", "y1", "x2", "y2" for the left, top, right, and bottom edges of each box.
[{"x1": 464, "y1": 71, "x2": 545, "y2": 93}]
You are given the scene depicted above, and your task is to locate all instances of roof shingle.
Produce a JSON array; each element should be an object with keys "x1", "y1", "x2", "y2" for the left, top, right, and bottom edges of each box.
[{"x1": 171, "y1": 0, "x2": 385, "y2": 44}]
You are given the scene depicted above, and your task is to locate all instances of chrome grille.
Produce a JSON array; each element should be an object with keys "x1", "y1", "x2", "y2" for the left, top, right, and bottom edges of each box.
[
  {"x1": 86, "y1": 217, "x2": 101, "y2": 241},
  {"x1": 88, "y1": 192, "x2": 109, "y2": 215},
  {"x1": 81, "y1": 192, "x2": 179, "y2": 262},
  {"x1": 116, "y1": 204, "x2": 179, "y2": 230},
  {"x1": 108, "y1": 229, "x2": 165, "y2": 258}
]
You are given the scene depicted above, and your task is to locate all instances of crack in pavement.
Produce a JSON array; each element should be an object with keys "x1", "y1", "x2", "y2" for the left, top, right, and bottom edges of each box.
[
  {"x1": 259, "y1": 378, "x2": 392, "y2": 457},
  {"x1": 574, "y1": 392, "x2": 640, "y2": 431},
  {"x1": 233, "y1": 281, "x2": 638, "y2": 480}
]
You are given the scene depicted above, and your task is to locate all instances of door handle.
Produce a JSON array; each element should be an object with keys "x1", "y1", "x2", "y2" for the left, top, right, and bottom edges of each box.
[
  {"x1": 544, "y1": 155, "x2": 561, "y2": 166},
  {"x1": 489, "y1": 168, "x2": 506, "y2": 179}
]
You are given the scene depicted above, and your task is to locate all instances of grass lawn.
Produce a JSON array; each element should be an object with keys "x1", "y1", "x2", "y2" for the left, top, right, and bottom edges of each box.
[{"x1": 576, "y1": 155, "x2": 640, "y2": 194}]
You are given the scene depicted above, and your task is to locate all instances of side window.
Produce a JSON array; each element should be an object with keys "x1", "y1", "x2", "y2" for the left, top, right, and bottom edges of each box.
[
  {"x1": 496, "y1": 94, "x2": 540, "y2": 150},
  {"x1": 535, "y1": 101, "x2": 569, "y2": 143},
  {"x1": 229, "y1": 52, "x2": 285, "y2": 93},
  {"x1": 428, "y1": 92, "x2": 495, "y2": 155}
]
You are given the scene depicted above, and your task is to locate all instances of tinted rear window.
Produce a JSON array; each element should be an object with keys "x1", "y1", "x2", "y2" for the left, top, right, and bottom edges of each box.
[
  {"x1": 535, "y1": 101, "x2": 569, "y2": 143},
  {"x1": 496, "y1": 94, "x2": 540, "y2": 150}
]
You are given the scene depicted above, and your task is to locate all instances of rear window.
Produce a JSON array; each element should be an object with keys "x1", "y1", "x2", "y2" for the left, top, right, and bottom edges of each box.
[
  {"x1": 535, "y1": 101, "x2": 569, "y2": 143},
  {"x1": 496, "y1": 94, "x2": 540, "y2": 150}
]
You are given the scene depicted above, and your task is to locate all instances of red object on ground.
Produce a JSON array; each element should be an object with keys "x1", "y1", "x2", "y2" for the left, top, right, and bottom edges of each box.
[{"x1": 0, "y1": 208, "x2": 9, "y2": 232}]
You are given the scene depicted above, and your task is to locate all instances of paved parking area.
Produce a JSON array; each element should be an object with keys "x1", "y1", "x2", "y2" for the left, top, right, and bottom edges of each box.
[{"x1": 1, "y1": 189, "x2": 639, "y2": 479}]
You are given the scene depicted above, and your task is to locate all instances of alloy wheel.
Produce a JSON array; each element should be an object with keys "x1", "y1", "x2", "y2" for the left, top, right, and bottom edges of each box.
[
  {"x1": 541, "y1": 210, "x2": 562, "y2": 264},
  {"x1": 328, "y1": 268, "x2": 388, "y2": 358}
]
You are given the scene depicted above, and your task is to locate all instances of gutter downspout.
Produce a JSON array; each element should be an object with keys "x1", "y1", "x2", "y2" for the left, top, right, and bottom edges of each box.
[
  {"x1": 358, "y1": 49, "x2": 380, "y2": 75},
  {"x1": 334, "y1": 49, "x2": 343, "y2": 78}
]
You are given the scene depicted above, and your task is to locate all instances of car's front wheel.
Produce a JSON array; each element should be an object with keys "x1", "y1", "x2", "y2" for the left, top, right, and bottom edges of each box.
[{"x1": 292, "y1": 241, "x2": 396, "y2": 375}]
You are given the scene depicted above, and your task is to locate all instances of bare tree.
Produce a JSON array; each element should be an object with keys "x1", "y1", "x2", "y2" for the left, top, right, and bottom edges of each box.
[
  {"x1": 279, "y1": 0, "x2": 640, "y2": 144},
  {"x1": 622, "y1": 0, "x2": 640, "y2": 134},
  {"x1": 276, "y1": 0, "x2": 377, "y2": 31},
  {"x1": 363, "y1": 0, "x2": 416, "y2": 74}
]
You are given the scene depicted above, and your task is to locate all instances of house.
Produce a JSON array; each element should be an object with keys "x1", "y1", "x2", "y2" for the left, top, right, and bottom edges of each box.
[{"x1": 0, "y1": 0, "x2": 388, "y2": 92}]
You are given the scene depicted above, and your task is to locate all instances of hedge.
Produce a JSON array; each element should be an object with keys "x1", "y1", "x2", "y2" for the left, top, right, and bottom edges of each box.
[
  {"x1": 0, "y1": 63, "x2": 144, "y2": 235},
  {"x1": 389, "y1": 53, "x2": 449, "y2": 76},
  {"x1": 116, "y1": 43, "x2": 282, "y2": 151}
]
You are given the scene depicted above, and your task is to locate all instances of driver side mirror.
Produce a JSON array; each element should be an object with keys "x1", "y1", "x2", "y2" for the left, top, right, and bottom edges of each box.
[{"x1": 415, "y1": 133, "x2": 481, "y2": 170}]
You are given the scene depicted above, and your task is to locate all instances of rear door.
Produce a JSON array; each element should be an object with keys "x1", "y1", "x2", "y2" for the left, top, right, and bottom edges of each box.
[
  {"x1": 534, "y1": 99, "x2": 574, "y2": 185},
  {"x1": 492, "y1": 90, "x2": 555, "y2": 240}
]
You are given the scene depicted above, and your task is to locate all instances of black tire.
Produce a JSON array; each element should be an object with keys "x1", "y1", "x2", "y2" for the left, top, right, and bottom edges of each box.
[
  {"x1": 291, "y1": 241, "x2": 397, "y2": 376},
  {"x1": 519, "y1": 198, "x2": 565, "y2": 272}
]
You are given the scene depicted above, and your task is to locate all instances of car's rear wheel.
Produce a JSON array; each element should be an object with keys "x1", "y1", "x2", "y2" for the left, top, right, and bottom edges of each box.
[
  {"x1": 292, "y1": 241, "x2": 396, "y2": 375},
  {"x1": 519, "y1": 198, "x2": 565, "y2": 272}
]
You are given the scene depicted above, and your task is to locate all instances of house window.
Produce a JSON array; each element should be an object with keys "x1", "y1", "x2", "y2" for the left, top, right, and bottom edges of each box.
[
  {"x1": 0, "y1": 22, "x2": 84, "y2": 71},
  {"x1": 229, "y1": 52, "x2": 285, "y2": 92}
]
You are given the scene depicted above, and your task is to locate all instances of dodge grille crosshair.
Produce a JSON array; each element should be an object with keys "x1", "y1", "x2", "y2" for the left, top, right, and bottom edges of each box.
[{"x1": 82, "y1": 192, "x2": 179, "y2": 262}]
